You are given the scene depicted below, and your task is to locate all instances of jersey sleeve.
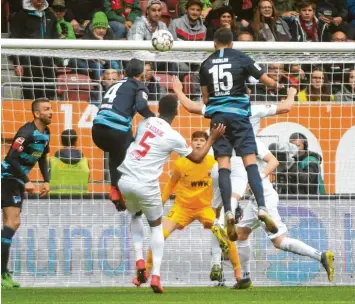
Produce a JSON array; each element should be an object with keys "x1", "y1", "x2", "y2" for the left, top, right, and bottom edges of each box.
[
  {"x1": 241, "y1": 53, "x2": 264, "y2": 80},
  {"x1": 135, "y1": 87, "x2": 155, "y2": 118},
  {"x1": 256, "y1": 138, "x2": 271, "y2": 160},
  {"x1": 251, "y1": 104, "x2": 277, "y2": 118},
  {"x1": 168, "y1": 131, "x2": 193, "y2": 157},
  {"x1": 199, "y1": 62, "x2": 208, "y2": 86}
]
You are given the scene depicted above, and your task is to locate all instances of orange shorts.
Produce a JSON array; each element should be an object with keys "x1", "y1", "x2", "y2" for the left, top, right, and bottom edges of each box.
[{"x1": 165, "y1": 204, "x2": 216, "y2": 229}]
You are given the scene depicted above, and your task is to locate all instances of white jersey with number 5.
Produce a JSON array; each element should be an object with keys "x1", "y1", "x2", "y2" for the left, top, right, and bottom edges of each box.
[{"x1": 119, "y1": 117, "x2": 193, "y2": 185}]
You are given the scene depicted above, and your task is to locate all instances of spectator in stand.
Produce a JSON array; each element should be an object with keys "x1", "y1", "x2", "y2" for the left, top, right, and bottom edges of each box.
[
  {"x1": 335, "y1": 66, "x2": 355, "y2": 102},
  {"x1": 169, "y1": 0, "x2": 207, "y2": 41},
  {"x1": 290, "y1": 1, "x2": 332, "y2": 42},
  {"x1": 226, "y1": 0, "x2": 258, "y2": 29},
  {"x1": 206, "y1": 6, "x2": 240, "y2": 41},
  {"x1": 90, "y1": 69, "x2": 122, "y2": 105},
  {"x1": 169, "y1": 0, "x2": 206, "y2": 97},
  {"x1": 252, "y1": 0, "x2": 292, "y2": 41},
  {"x1": 273, "y1": 0, "x2": 298, "y2": 18},
  {"x1": 331, "y1": 29, "x2": 348, "y2": 41},
  {"x1": 69, "y1": 12, "x2": 120, "y2": 80},
  {"x1": 284, "y1": 64, "x2": 307, "y2": 89},
  {"x1": 104, "y1": 0, "x2": 141, "y2": 39},
  {"x1": 179, "y1": 0, "x2": 224, "y2": 22},
  {"x1": 316, "y1": 0, "x2": 348, "y2": 29},
  {"x1": 298, "y1": 67, "x2": 335, "y2": 102},
  {"x1": 144, "y1": 62, "x2": 166, "y2": 101},
  {"x1": 250, "y1": 63, "x2": 288, "y2": 102},
  {"x1": 288, "y1": 133, "x2": 326, "y2": 195},
  {"x1": 10, "y1": 0, "x2": 58, "y2": 100},
  {"x1": 65, "y1": 0, "x2": 103, "y2": 37},
  {"x1": 50, "y1": 129, "x2": 90, "y2": 194},
  {"x1": 238, "y1": 30, "x2": 254, "y2": 41},
  {"x1": 51, "y1": 0, "x2": 76, "y2": 39},
  {"x1": 127, "y1": 0, "x2": 168, "y2": 40}
]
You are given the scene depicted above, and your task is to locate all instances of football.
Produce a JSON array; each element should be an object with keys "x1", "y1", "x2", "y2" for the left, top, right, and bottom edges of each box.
[{"x1": 152, "y1": 29, "x2": 174, "y2": 52}]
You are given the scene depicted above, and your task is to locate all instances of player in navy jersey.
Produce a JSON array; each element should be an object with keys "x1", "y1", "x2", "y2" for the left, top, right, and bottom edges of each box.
[
  {"x1": 92, "y1": 58, "x2": 155, "y2": 209},
  {"x1": 1, "y1": 98, "x2": 52, "y2": 288},
  {"x1": 199, "y1": 28, "x2": 282, "y2": 241}
]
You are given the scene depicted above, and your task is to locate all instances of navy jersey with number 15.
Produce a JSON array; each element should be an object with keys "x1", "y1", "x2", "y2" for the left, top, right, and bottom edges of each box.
[{"x1": 199, "y1": 48, "x2": 264, "y2": 118}]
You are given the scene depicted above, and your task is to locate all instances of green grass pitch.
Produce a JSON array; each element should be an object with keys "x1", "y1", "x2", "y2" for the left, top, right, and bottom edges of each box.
[{"x1": 2, "y1": 287, "x2": 354, "y2": 304}]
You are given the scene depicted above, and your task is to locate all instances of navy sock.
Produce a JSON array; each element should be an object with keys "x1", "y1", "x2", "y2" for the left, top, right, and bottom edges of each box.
[
  {"x1": 1, "y1": 226, "x2": 16, "y2": 274},
  {"x1": 246, "y1": 164, "x2": 265, "y2": 208},
  {"x1": 218, "y1": 168, "x2": 232, "y2": 213}
]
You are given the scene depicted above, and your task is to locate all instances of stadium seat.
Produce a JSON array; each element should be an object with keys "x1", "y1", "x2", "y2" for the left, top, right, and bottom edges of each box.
[
  {"x1": 165, "y1": 0, "x2": 179, "y2": 18},
  {"x1": 155, "y1": 73, "x2": 174, "y2": 92},
  {"x1": 56, "y1": 73, "x2": 94, "y2": 101}
]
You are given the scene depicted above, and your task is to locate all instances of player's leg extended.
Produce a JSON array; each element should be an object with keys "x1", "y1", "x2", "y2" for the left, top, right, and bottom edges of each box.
[
  {"x1": 2, "y1": 207, "x2": 21, "y2": 288},
  {"x1": 217, "y1": 156, "x2": 238, "y2": 241},
  {"x1": 233, "y1": 227, "x2": 253, "y2": 289},
  {"x1": 146, "y1": 218, "x2": 178, "y2": 277},
  {"x1": 147, "y1": 216, "x2": 165, "y2": 293},
  {"x1": 272, "y1": 235, "x2": 334, "y2": 282},
  {"x1": 242, "y1": 154, "x2": 278, "y2": 234}
]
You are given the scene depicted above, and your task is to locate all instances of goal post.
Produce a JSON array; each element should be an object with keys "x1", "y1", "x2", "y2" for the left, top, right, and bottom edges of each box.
[{"x1": 1, "y1": 39, "x2": 354, "y2": 287}]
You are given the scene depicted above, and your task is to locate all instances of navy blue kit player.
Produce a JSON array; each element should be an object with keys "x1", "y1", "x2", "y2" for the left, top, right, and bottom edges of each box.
[
  {"x1": 199, "y1": 28, "x2": 281, "y2": 241},
  {"x1": 92, "y1": 58, "x2": 155, "y2": 209},
  {"x1": 1, "y1": 98, "x2": 52, "y2": 288}
]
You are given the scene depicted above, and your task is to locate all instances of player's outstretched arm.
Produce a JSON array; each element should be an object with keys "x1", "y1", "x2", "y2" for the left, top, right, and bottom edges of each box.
[
  {"x1": 276, "y1": 87, "x2": 298, "y2": 115},
  {"x1": 161, "y1": 167, "x2": 180, "y2": 205},
  {"x1": 172, "y1": 76, "x2": 204, "y2": 115},
  {"x1": 186, "y1": 123, "x2": 225, "y2": 163},
  {"x1": 260, "y1": 153, "x2": 279, "y2": 180}
]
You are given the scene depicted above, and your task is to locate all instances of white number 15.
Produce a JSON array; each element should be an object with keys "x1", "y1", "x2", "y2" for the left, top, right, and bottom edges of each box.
[{"x1": 208, "y1": 64, "x2": 233, "y2": 92}]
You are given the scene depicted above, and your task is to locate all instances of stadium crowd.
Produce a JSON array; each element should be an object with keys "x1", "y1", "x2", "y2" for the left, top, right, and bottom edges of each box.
[{"x1": 1, "y1": 0, "x2": 355, "y2": 104}]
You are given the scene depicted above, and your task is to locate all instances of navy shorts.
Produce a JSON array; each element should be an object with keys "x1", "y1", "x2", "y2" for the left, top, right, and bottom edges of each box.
[
  {"x1": 1, "y1": 178, "x2": 24, "y2": 209},
  {"x1": 211, "y1": 113, "x2": 257, "y2": 157}
]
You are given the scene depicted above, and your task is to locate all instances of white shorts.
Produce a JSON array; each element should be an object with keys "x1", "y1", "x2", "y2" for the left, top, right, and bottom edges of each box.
[
  {"x1": 237, "y1": 189, "x2": 288, "y2": 240},
  {"x1": 118, "y1": 178, "x2": 163, "y2": 222},
  {"x1": 211, "y1": 160, "x2": 248, "y2": 209}
]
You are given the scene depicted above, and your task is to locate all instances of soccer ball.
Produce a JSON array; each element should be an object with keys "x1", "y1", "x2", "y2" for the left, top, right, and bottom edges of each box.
[{"x1": 152, "y1": 30, "x2": 174, "y2": 52}]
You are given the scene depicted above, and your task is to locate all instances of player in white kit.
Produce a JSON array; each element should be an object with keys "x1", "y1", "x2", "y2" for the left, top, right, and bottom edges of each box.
[{"x1": 118, "y1": 95, "x2": 225, "y2": 293}]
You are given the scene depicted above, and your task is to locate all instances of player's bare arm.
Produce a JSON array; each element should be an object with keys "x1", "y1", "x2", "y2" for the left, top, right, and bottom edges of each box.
[
  {"x1": 276, "y1": 87, "x2": 298, "y2": 114},
  {"x1": 260, "y1": 153, "x2": 279, "y2": 180},
  {"x1": 161, "y1": 169, "x2": 181, "y2": 204},
  {"x1": 172, "y1": 76, "x2": 204, "y2": 115},
  {"x1": 186, "y1": 124, "x2": 225, "y2": 163}
]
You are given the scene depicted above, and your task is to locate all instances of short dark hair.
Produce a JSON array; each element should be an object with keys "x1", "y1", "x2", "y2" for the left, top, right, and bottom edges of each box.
[
  {"x1": 186, "y1": 0, "x2": 203, "y2": 9},
  {"x1": 214, "y1": 28, "x2": 233, "y2": 46},
  {"x1": 191, "y1": 131, "x2": 208, "y2": 141},
  {"x1": 238, "y1": 31, "x2": 254, "y2": 41},
  {"x1": 125, "y1": 58, "x2": 144, "y2": 78},
  {"x1": 158, "y1": 94, "x2": 178, "y2": 117},
  {"x1": 31, "y1": 98, "x2": 50, "y2": 115},
  {"x1": 61, "y1": 129, "x2": 78, "y2": 147},
  {"x1": 298, "y1": 0, "x2": 316, "y2": 10}
]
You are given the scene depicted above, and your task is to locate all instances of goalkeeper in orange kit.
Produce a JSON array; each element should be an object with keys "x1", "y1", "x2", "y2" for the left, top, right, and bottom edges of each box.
[{"x1": 133, "y1": 131, "x2": 241, "y2": 286}]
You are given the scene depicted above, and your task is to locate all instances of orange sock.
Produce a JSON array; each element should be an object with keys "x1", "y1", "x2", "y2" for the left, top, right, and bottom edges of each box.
[
  {"x1": 228, "y1": 240, "x2": 241, "y2": 280},
  {"x1": 146, "y1": 228, "x2": 170, "y2": 276}
]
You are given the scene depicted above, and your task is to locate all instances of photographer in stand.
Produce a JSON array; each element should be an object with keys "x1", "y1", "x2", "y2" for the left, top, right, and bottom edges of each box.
[{"x1": 52, "y1": 0, "x2": 76, "y2": 40}]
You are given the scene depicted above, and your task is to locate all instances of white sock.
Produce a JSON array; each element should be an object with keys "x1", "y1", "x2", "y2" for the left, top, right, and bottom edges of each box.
[
  {"x1": 231, "y1": 197, "x2": 238, "y2": 211},
  {"x1": 280, "y1": 238, "x2": 322, "y2": 261},
  {"x1": 218, "y1": 207, "x2": 225, "y2": 226},
  {"x1": 238, "y1": 240, "x2": 251, "y2": 279},
  {"x1": 211, "y1": 231, "x2": 222, "y2": 267},
  {"x1": 131, "y1": 215, "x2": 144, "y2": 261},
  {"x1": 150, "y1": 224, "x2": 165, "y2": 276}
]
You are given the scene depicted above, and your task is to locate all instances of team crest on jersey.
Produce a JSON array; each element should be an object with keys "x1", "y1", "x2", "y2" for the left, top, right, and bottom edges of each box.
[
  {"x1": 12, "y1": 137, "x2": 25, "y2": 152},
  {"x1": 13, "y1": 196, "x2": 21, "y2": 204}
]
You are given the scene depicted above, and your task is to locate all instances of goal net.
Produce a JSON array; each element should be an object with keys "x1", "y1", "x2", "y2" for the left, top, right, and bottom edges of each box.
[{"x1": 1, "y1": 40, "x2": 354, "y2": 287}]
